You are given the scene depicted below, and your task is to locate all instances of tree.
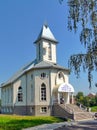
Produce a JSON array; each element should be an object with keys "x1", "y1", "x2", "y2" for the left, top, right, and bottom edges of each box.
[
  {"x1": 60, "y1": 0, "x2": 97, "y2": 88},
  {"x1": 83, "y1": 96, "x2": 90, "y2": 107},
  {"x1": 95, "y1": 95, "x2": 97, "y2": 105},
  {"x1": 76, "y1": 91, "x2": 84, "y2": 103},
  {"x1": 89, "y1": 97, "x2": 96, "y2": 106}
]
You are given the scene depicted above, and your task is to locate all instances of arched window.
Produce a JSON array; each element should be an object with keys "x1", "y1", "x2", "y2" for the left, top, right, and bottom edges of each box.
[
  {"x1": 41, "y1": 83, "x2": 46, "y2": 101},
  {"x1": 18, "y1": 86, "x2": 23, "y2": 102},
  {"x1": 58, "y1": 72, "x2": 63, "y2": 79}
]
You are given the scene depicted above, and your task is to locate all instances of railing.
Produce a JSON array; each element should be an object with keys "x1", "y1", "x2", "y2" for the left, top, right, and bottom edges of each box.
[{"x1": 76, "y1": 102, "x2": 87, "y2": 111}]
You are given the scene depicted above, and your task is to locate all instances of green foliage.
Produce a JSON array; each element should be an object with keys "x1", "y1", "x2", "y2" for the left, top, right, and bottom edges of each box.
[
  {"x1": 59, "y1": 0, "x2": 97, "y2": 88},
  {"x1": 83, "y1": 96, "x2": 90, "y2": 107},
  {"x1": 90, "y1": 97, "x2": 96, "y2": 106},
  {"x1": 76, "y1": 92, "x2": 97, "y2": 107},
  {"x1": 0, "y1": 115, "x2": 63, "y2": 130},
  {"x1": 68, "y1": 0, "x2": 97, "y2": 88},
  {"x1": 76, "y1": 91, "x2": 84, "y2": 103},
  {"x1": 91, "y1": 106, "x2": 97, "y2": 112}
]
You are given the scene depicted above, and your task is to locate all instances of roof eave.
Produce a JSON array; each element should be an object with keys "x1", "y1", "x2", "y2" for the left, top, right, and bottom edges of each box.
[{"x1": 34, "y1": 37, "x2": 58, "y2": 44}]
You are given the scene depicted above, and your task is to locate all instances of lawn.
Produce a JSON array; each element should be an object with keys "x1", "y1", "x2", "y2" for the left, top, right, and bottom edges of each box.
[
  {"x1": 0, "y1": 115, "x2": 64, "y2": 130},
  {"x1": 91, "y1": 106, "x2": 97, "y2": 112}
]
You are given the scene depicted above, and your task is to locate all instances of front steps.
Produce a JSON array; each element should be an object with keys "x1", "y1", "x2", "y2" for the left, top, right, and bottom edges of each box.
[{"x1": 53, "y1": 104, "x2": 93, "y2": 121}]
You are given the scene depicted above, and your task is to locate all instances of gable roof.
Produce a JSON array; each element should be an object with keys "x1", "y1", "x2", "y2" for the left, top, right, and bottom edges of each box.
[
  {"x1": 1, "y1": 60, "x2": 36, "y2": 87},
  {"x1": 1, "y1": 60, "x2": 69, "y2": 87},
  {"x1": 34, "y1": 24, "x2": 58, "y2": 43}
]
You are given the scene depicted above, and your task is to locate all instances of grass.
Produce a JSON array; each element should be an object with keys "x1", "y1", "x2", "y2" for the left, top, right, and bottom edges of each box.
[
  {"x1": 91, "y1": 106, "x2": 97, "y2": 112},
  {"x1": 0, "y1": 115, "x2": 64, "y2": 130}
]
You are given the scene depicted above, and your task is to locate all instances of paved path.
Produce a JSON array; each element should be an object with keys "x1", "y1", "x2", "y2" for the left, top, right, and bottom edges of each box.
[
  {"x1": 55, "y1": 120, "x2": 97, "y2": 130},
  {"x1": 22, "y1": 122, "x2": 77, "y2": 130},
  {"x1": 23, "y1": 119, "x2": 97, "y2": 130}
]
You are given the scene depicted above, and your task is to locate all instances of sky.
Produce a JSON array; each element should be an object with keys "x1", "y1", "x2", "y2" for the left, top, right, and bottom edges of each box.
[{"x1": 0, "y1": 0, "x2": 97, "y2": 96}]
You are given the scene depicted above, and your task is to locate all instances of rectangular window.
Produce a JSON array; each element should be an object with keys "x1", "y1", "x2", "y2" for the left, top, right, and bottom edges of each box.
[
  {"x1": 41, "y1": 84, "x2": 46, "y2": 101},
  {"x1": 18, "y1": 86, "x2": 23, "y2": 102},
  {"x1": 18, "y1": 93, "x2": 23, "y2": 102},
  {"x1": 40, "y1": 107, "x2": 47, "y2": 113}
]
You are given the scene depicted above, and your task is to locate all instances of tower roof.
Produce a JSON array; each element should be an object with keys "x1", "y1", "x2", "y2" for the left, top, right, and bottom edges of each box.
[{"x1": 34, "y1": 24, "x2": 58, "y2": 43}]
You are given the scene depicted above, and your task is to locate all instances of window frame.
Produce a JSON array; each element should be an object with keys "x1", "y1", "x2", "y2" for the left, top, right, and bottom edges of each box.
[
  {"x1": 40, "y1": 73, "x2": 46, "y2": 79},
  {"x1": 40, "y1": 107, "x2": 47, "y2": 113},
  {"x1": 18, "y1": 86, "x2": 23, "y2": 102},
  {"x1": 40, "y1": 83, "x2": 46, "y2": 101}
]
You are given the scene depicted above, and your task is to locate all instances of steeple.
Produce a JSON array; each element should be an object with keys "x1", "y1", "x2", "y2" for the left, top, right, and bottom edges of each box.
[
  {"x1": 35, "y1": 24, "x2": 58, "y2": 64},
  {"x1": 34, "y1": 24, "x2": 58, "y2": 43}
]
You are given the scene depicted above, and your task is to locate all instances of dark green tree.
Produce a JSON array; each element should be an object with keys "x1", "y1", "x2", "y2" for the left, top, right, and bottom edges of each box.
[
  {"x1": 76, "y1": 91, "x2": 84, "y2": 103},
  {"x1": 60, "y1": 0, "x2": 97, "y2": 88},
  {"x1": 95, "y1": 95, "x2": 97, "y2": 105},
  {"x1": 89, "y1": 97, "x2": 96, "y2": 106},
  {"x1": 83, "y1": 96, "x2": 90, "y2": 107}
]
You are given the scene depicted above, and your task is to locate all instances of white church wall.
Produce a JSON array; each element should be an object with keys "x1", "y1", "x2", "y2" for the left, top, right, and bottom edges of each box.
[
  {"x1": 26, "y1": 70, "x2": 35, "y2": 105},
  {"x1": 50, "y1": 70, "x2": 57, "y2": 104},
  {"x1": 42, "y1": 41, "x2": 56, "y2": 63},
  {"x1": 34, "y1": 69, "x2": 50, "y2": 106},
  {"x1": 1, "y1": 87, "x2": 6, "y2": 106},
  {"x1": 36, "y1": 39, "x2": 56, "y2": 63},
  {"x1": 13, "y1": 75, "x2": 27, "y2": 106},
  {"x1": 1, "y1": 84, "x2": 13, "y2": 107},
  {"x1": 51, "y1": 43, "x2": 56, "y2": 63},
  {"x1": 50, "y1": 69, "x2": 69, "y2": 104},
  {"x1": 36, "y1": 41, "x2": 42, "y2": 62},
  {"x1": 42, "y1": 41, "x2": 49, "y2": 61},
  {"x1": 56, "y1": 71, "x2": 69, "y2": 85}
]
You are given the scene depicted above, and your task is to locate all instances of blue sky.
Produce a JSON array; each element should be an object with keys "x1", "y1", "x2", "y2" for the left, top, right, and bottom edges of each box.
[{"x1": 0, "y1": 0, "x2": 96, "y2": 95}]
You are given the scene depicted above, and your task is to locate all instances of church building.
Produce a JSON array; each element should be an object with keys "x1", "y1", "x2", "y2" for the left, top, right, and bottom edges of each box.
[{"x1": 1, "y1": 24, "x2": 74, "y2": 116}]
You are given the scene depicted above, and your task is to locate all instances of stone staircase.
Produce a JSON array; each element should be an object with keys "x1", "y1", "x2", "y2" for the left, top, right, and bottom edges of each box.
[
  {"x1": 66, "y1": 104, "x2": 85, "y2": 112},
  {"x1": 53, "y1": 103, "x2": 93, "y2": 121},
  {"x1": 66, "y1": 104, "x2": 93, "y2": 121}
]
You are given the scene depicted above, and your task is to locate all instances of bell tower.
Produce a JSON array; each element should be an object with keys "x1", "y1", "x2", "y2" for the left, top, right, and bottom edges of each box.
[{"x1": 34, "y1": 24, "x2": 58, "y2": 64}]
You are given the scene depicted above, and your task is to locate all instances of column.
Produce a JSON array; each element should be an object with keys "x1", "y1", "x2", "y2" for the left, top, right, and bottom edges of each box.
[
  {"x1": 71, "y1": 93, "x2": 74, "y2": 104},
  {"x1": 67, "y1": 93, "x2": 70, "y2": 104},
  {"x1": 58, "y1": 93, "x2": 60, "y2": 104}
]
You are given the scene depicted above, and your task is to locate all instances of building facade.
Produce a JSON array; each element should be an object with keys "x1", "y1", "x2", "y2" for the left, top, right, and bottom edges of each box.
[{"x1": 1, "y1": 24, "x2": 74, "y2": 115}]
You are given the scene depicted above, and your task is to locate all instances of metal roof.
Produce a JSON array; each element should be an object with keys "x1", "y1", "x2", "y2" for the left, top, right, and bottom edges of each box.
[
  {"x1": 1, "y1": 60, "x2": 36, "y2": 87},
  {"x1": 1, "y1": 60, "x2": 69, "y2": 87},
  {"x1": 34, "y1": 24, "x2": 58, "y2": 43}
]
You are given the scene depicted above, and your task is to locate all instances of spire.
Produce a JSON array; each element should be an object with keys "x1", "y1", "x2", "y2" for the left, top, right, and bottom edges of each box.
[
  {"x1": 34, "y1": 24, "x2": 58, "y2": 43},
  {"x1": 44, "y1": 21, "x2": 48, "y2": 28}
]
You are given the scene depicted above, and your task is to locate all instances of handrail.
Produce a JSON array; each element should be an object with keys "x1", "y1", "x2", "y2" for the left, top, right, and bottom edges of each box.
[{"x1": 76, "y1": 102, "x2": 87, "y2": 111}]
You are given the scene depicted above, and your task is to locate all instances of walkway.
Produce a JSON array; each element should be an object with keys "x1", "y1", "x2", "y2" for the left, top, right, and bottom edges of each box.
[
  {"x1": 55, "y1": 120, "x2": 97, "y2": 130},
  {"x1": 22, "y1": 121, "x2": 77, "y2": 130},
  {"x1": 23, "y1": 119, "x2": 97, "y2": 130}
]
